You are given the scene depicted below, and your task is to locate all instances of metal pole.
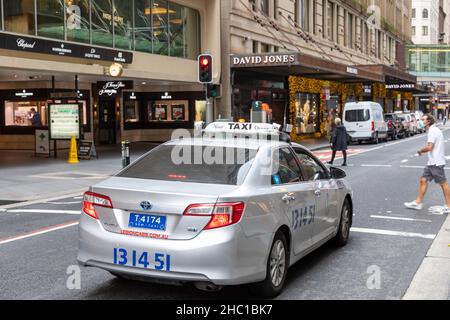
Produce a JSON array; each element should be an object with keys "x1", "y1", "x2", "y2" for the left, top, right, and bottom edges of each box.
[
  {"x1": 52, "y1": 76, "x2": 57, "y2": 159},
  {"x1": 121, "y1": 140, "x2": 130, "y2": 168},
  {"x1": 205, "y1": 84, "x2": 214, "y2": 125}
]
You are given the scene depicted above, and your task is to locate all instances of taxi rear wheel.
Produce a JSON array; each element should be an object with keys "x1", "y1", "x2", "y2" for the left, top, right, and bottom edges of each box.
[
  {"x1": 333, "y1": 199, "x2": 351, "y2": 247},
  {"x1": 251, "y1": 231, "x2": 288, "y2": 298}
]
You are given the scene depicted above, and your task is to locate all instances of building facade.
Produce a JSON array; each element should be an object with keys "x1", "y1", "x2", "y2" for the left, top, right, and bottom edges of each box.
[
  {"x1": 0, "y1": 0, "x2": 221, "y2": 150},
  {"x1": 218, "y1": 0, "x2": 418, "y2": 140}
]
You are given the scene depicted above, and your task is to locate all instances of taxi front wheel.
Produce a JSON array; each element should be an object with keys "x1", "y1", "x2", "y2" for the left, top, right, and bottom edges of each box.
[
  {"x1": 333, "y1": 199, "x2": 351, "y2": 247},
  {"x1": 250, "y1": 231, "x2": 289, "y2": 298}
]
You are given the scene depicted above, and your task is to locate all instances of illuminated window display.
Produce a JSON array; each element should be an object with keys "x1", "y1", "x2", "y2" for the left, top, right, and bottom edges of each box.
[
  {"x1": 147, "y1": 100, "x2": 189, "y2": 122},
  {"x1": 294, "y1": 93, "x2": 320, "y2": 134}
]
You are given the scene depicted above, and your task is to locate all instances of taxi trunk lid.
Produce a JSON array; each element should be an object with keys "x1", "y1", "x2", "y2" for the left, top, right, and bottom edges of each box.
[{"x1": 90, "y1": 177, "x2": 239, "y2": 240}]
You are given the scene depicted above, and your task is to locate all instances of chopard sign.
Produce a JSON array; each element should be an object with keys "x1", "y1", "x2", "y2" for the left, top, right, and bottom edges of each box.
[
  {"x1": 16, "y1": 38, "x2": 36, "y2": 50},
  {"x1": 231, "y1": 54, "x2": 297, "y2": 66},
  {"x1": 0, "y1": 32, "x2": 133, "y2": 63}
]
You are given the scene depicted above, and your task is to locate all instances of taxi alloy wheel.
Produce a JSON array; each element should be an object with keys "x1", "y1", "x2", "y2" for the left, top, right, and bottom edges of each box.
[
  {"x1": 333, "y1": 199, "x2": 351, "y2": 247},
  {"x1": 270, "y1": 239, "x2": 286, "y2": 287},
  {"x1": 251, "y1": 231, "x2": 288, "y2": 298}
]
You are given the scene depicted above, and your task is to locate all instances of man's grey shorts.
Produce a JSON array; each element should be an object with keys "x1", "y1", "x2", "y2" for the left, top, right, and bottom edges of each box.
[{"x1": 422, "y1": 165, "x2": 447, "y2": 184}]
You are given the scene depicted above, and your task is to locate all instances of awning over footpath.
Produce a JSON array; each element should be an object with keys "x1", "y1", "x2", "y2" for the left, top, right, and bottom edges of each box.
[
  {"x1": 355, "y1": 64, "x2": 428, "y2": 93},
  {"x1": 231, "y1": 52, "x2": 384, "y2": 83}
]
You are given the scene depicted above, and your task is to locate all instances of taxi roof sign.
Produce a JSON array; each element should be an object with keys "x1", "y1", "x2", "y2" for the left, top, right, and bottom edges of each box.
[{"x1": 204, "y1": 122, "x2": 281, "y2": 136}]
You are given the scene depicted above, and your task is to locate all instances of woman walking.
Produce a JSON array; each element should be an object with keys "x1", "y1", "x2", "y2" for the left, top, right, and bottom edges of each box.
[{"x1": 327, "y1": 118, "x2": 348, "y2": 167}]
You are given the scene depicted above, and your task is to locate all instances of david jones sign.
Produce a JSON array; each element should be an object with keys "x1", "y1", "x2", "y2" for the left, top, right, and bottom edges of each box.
[{"x1": 232, "y1": 54, "x2": 297, "y2": 66}]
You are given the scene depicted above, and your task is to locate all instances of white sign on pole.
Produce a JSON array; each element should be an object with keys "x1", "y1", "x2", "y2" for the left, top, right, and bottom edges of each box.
[
  {"x1": 35, "y1": 129, "x2": 50, "y2": 155},
  {"x1": 49, "y1": 104, "x2": 81, "y2": 140}
]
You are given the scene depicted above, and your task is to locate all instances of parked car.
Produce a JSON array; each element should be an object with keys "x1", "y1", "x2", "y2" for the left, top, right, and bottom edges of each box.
[
  {"x1": 344, "y1": 102, "x2": 388, "y2": 144},
  {"x1": 384, "y1": 113, "x2": 406, "y2": 140},
  {"x1": 396, "y1": 113, "x2": 413, "y2": 137},
  {"x1": 415, "y1": 111, "x2": 425, "y2": 133}
]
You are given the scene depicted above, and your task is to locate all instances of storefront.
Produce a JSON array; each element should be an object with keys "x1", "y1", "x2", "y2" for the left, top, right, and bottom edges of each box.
[
  {"x1": 0, "y1": 88, "x2": 91, "y2": 135},
  {"x1": 357, "y1": 65, "x2": 420, "y2": 113},
  {"x1": 230, "y1": 52, "x2": 383, "y2": 141},
  {"x1": 121, "y1": 90, "x2": 206, "y2": 142}
]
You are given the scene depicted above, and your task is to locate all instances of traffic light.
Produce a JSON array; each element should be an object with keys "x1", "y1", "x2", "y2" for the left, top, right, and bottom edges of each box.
[
  {"x1": 198, "y1": 54, "x2": 213, "y2": 84},
  {"x1": 207, "y1": 84, "x2": 220, "y2": 98}
]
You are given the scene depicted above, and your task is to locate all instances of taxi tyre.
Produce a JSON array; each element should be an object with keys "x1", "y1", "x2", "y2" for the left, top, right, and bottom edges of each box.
[
  {"x1": 333, "y1": 199, "x2": 351, "y2": 247},
  {"x1": 251, "y1": 231, "x2": 289, "y2": 298}
]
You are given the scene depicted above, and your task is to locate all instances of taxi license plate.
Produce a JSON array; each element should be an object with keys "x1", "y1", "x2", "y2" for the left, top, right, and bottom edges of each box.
[{"x1": 129, "y1": 213, "x2": 166, "y2": 231}]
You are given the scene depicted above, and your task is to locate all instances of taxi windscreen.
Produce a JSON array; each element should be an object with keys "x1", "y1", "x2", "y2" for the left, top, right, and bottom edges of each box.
[{"x1": 117, "y1": 145, "x2": 258, "y2": 185}]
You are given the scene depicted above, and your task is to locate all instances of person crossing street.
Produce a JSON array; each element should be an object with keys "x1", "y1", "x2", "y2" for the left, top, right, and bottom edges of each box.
[
  {"x1": 404, "y1": 114, "x2": 450, "y2": 213},
  {"x1": 327, "y1": 118, "x2": 348, "y2": 167}
]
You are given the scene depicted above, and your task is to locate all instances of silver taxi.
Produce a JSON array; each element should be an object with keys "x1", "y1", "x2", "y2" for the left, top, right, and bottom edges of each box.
[{"x1": 77, "y1": 122, "x2": 353, "y2": 298}]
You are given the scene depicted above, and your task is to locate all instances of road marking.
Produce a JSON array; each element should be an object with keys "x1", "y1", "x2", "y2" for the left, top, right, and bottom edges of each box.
[
  {"x1": 370, "y1": 215, "x2": 432, "y2": 223},
  {"x1": 46, "y1": 201, "x2": 81, "y2": 205},
  {"x1": 401, "y1": 160, "x2": 409, "y2": 163},
  {"x1": 351, "y1": 227, "x2": 436, "y2": 240},
  {"x1": 7, "y1": 209, "x2": 81, "y2": 215},
  {"x1": 400, "y1": 165, "x2": 425, "y2": 169},
  {"x1": 73, "y1": 196, "x2": 83, "y2": 200},
  {"x1": 361, "y1": 164, "x2": 393, "y2": 167},
  {"x1": 0, "y1": 221, "x2": 79, "y2": 246},
  {"x1": 0, "y1": 209, "x2": 6, "y2": 212}
]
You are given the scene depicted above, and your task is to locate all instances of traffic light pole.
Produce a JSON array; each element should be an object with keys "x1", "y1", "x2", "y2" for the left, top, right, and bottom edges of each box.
[{"x1": 205, "y1": 84, "x2": 214, "y2": 125}]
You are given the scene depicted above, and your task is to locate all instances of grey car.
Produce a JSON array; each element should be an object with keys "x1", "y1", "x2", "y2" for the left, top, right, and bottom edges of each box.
[{"x1": 77, "y1": 123, "x2": 353, "y2": 298}]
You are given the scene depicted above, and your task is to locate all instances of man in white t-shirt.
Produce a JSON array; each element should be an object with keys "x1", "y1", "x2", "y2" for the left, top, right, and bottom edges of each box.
[{"x1": 405, "y1": 114, "x2": 450, "y2": 213}]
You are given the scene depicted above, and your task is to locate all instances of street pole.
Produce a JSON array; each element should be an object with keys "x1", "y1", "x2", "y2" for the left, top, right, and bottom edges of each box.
[{"x1": 205, "y1": 84, "x2": 214, "y2": 125}]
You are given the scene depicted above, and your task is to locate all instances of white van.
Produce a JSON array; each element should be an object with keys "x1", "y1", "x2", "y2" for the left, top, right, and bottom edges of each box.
[{"x1": 343, "y1": 102, "x2": 388, "y2": 144}]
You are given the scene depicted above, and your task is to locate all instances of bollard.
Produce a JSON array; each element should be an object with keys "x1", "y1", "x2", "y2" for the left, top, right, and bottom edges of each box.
[{"x1": 121, "y1": 140, "x2": 130, "y2": 168}]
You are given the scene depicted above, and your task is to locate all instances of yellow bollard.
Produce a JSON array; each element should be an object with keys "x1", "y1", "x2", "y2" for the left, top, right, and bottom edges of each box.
[{"x1": 68, "y1": 135, "x2": 79, "y2": 164}]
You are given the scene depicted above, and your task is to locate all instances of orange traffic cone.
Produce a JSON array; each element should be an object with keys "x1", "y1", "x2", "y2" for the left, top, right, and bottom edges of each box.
[{"x1": 68, "y1": 135, "x2": 79, "y2": 164}]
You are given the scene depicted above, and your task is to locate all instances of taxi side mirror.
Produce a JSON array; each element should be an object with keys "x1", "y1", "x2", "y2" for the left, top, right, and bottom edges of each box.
[{"x1": 330, "y1": 167, "x2": 346, "y2": 179}]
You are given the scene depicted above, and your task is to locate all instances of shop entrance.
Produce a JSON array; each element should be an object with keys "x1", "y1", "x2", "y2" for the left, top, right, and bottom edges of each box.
[{"x1": 98, "y1": 99, "x2": 117, "y2": 145}]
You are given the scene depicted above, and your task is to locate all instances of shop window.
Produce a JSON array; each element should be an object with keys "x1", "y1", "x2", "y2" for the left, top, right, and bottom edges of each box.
[
  {"x1": 152, "y1": 0, "x2": 169, "y2": 56},
  {"x1": 168, "y1": 1, "x2": 184, "y2": 57},
  {"x1": 113, "y1": 0, "x2": 134, "y2": 50},
  {"x1": 294, "y1": 93, "x2": 320, "y2": 134},
  {"x1": 66, "y1": 0, "x2": 91, "y2": 43},
  {"x1": 4, "y1": 0, "x2": 36, "y2": 35},
  {"x1": 124, "y1": 100, "x2": 140, "y2": 123},
  {"x1": 5, "y1": 101, "x2": 47, "y2": 127},
  {"x1": 37, "y1": 0, "x2": 65, "y2": 40},
  {"x1": 91, "y1": 0, "x2": 113, "y2": 47},
  {"x1": 147, "y1": 100, "x2": 189, "y2": 122},
  {"x1": 4, "y1": 99, "x2": 88, "y2": 127},
  {"x1": 134, "y1": 0, "x2": 152, "y2": 53},
  {"x1": 195, "y1": 100, "x2": 206, "y2": 122}
]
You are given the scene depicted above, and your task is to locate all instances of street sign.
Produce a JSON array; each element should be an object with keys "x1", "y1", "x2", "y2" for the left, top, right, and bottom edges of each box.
[
  {"x1": 78, "y1": 140, "x2": 98, "y2": 160},
  {"x1": 35, "y1": 129, "x2": 50, "y2": 156},
  {"x1": 49, "y1": 104, "x2": 81, "y2": 140}
]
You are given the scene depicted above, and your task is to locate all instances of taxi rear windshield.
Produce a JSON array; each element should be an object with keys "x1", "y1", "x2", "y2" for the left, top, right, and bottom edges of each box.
[{"x1": 117, "y1": 145, "x2": 258, "y2": 185}]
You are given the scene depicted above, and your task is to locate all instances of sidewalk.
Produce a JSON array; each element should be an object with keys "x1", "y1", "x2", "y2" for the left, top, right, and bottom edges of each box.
[{"x1": 0, "y1": 142, "x2": 157, "y2": 204}]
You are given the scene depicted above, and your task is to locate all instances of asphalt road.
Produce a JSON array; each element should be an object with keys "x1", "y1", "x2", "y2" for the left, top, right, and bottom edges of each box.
[{"x1": 0, "y1": 130, "x2": 449, "y2": 300}]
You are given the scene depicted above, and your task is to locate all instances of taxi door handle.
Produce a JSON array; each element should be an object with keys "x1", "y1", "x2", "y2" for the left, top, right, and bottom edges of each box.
[
  {"x1": 282, "y1": 194, "x2": 296, "y2": 203},
  {"x1": 314, "y1": 190, "x2": 322, "y2": 197}
]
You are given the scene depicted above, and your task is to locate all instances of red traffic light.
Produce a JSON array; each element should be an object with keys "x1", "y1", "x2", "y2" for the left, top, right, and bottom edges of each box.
[
  {"x1": 201, "y1": 58, "x2": 209, "y2": 66},
  {"x1": 198, "y1": 54, "x2": 213, "y2": 84}
]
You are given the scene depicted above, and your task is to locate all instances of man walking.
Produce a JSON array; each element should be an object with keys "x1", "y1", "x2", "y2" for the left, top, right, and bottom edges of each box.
[{"x1": 405, "y1": 114, "x2": 450, "y2": 213}]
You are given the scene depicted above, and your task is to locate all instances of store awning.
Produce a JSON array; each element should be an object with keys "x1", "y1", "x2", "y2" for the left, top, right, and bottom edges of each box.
[
  {"x1": 356, "y1": 64, "x2": 421, "y2": 91},
  {"x1": 230, "y1": 52, "x2": 384, "y2": 83}
]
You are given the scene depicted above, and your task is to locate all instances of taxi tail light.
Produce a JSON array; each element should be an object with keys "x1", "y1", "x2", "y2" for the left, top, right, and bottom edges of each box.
[
  {"x1": 183, "y1": 202, "x2": 245, "y2": 230},
  {"x1": 82, "y1": 192, "x2": 113, "y2": 220}
]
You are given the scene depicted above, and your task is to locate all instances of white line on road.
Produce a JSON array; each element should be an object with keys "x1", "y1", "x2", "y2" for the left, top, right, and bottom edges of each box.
[
  {"x1": 400, "y1": 165, "x2": 425, "y2": 169},
  {"x1": 7, "y1": 209, "x2": 81, "y2": 215},
  {"x1": 361, "y1": 164, "x2": 393, "y2": 167},
  {"x1": 401, "y1": 159, "x2": 409, "y2": 163},
  {"x1": 351, "y1": 227, "x2": 436, "y2": 240},
  {"x1": 370, "y1": 215, "x2": 432, "y2": 223},
  {"x1": 46, "y1": 201, "x2": 81, "y2": 205},
  {"x1": 0, "y1": 221, "x2": 79, "y2": 246}
]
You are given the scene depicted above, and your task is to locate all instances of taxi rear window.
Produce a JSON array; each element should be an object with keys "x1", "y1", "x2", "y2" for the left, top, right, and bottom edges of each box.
[{"x1": 117, "y1": 145, "x2": 257, "y2": 185}]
